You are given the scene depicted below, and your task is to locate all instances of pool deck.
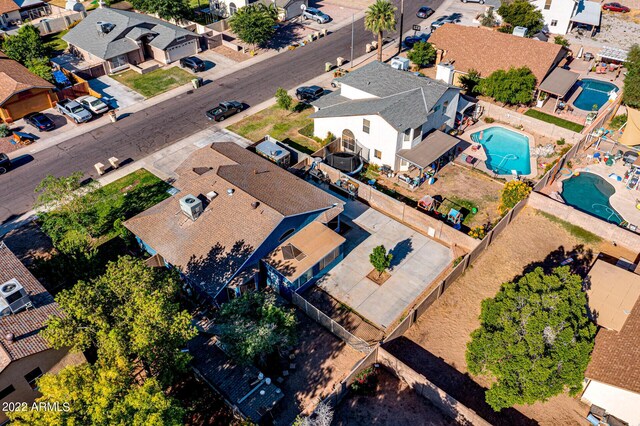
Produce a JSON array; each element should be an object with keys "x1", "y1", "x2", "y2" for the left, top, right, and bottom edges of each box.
[{"x1": 459, "y1": 123, "x2": 538, "y2": 179}]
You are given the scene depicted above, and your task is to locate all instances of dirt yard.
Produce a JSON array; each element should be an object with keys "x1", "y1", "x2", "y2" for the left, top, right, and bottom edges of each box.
[
  {"x1": 333, "y1": 367, "x2": 458, "y2": 426},
  {"x1": 385, "y1": 207, "x2": 638, "y2": 426}
]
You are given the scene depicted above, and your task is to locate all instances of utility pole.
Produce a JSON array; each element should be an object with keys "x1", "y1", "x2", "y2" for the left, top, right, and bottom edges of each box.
[
  {"x1": 397, "y1": 0, "x2": 404, "y2": 54},
  {"x1": 350, "y1": 13, "x2": 355, "y2": 68}
]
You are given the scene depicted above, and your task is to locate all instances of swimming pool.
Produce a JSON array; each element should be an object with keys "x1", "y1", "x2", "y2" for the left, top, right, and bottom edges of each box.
[
  {"x1": 573, "y1": 79, "x2": 619, "y2": 111},
  {"x1": 561, "y1": 172, "x2": 623, "y2": 224},
  {"x1": 470, "y1": 126, "x2": 531, "y2": 175}
]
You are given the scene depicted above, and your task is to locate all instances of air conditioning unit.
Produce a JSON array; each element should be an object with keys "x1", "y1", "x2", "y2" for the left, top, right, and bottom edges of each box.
[
  {"x1": 0, "y1": 279, "x2": 32, "y2": 317},
  {"x1": 179, "y1": 194, "x2": 203, "y2": 221}
]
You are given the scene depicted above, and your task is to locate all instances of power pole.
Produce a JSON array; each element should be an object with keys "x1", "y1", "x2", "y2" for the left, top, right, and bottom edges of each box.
[
  {"x1": 397, "y1": 0, "x2": 404, "y2": 54},
  {"x1": 350, "y1": 13, "x2": 355, "y2": 68}
]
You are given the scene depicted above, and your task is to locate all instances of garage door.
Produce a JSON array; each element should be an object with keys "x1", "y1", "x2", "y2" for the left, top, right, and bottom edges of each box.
[
  {"x1": 4, "y1": 91, "x2": 52, "y2": 121},
  {"x1": 167, "y1": 40, "x2": 198, "y2": 63}
]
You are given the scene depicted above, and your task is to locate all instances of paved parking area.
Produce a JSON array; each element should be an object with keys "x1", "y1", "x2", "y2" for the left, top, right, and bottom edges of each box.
[
  {"x1": 88, "y1": 75, "x2": 145, "y2": 110},
  {"x1": 317, "y1": 199, "x2": 452, "y2": 329},
  {"x1": 304, "y1": 0, "x2": 370, "y2": 32}
]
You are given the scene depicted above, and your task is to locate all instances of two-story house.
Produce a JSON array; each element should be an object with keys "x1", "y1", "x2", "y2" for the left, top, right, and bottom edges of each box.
[
  {"x1": 310, "y1": 61, "x2": 461, "y2": 172},
  {"x1": 530, "y1": 0, "x2": 601, "y2": 34}
]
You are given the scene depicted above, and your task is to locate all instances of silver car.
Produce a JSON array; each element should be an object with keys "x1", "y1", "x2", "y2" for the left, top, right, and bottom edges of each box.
[
  {"x1": 302, "y1": 7, "x2": 330, "y2": 24},
  {"x1": 76, "y1": 95, "x2": 109, "y2": 115}
]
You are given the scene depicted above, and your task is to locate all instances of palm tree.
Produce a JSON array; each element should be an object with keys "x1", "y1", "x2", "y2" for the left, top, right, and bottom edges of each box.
[{"x1": 365, "y1": 0, "x2": 397, "y2": 62}]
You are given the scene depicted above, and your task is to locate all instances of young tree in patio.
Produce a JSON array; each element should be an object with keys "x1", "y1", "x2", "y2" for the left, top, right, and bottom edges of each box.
[
  {"x1": 369, "y1": 245, "x2": 392, "y2": 278},
  {"x1": 364, "y1": 0, "x2": 397, "y2": 63}
]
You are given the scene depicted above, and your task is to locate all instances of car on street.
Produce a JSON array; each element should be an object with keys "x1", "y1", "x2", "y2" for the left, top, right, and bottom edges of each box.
[
  {"x1": 0, "y1": 153, "x2": 11, "y2": 175},
  {"x1": 302, "y1": 7, "x2": 330, "y2": 24},
  {"x1": 602, "y1": 2, "x2": 630, "y2": 12},
  {"x1": 403, "y1": 32, "x2": 430, "y2": 49},
  {"x1": 206, "y1": 101, "x2": 244, "y2": 122},
  {"x1": 76, "y1": 95, "x2": 110, "y2": 115},
  {"x1": 295, "y1": 85, "x2": 324, "y2": 102},
  {"x1": 24, "y1": 112, "x2": 56, "y2": 132},
  {"x1": 416, "y1": 6, "x2": 434, "y2": 18},
  {"x1": 56, "y1": 98, "x2": 92, "y2": 123},
  {"x1": 460, "y1": 0, "x2": 485, "y2": 4},
  {"x1": 180, "y1": 56, "x2": 206, "y2": 72}
]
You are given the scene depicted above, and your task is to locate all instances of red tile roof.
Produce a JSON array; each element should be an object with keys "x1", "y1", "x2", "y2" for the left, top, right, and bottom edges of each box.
[{"x1": 0, "y1": 51, "x2": 54, "y2": 106}]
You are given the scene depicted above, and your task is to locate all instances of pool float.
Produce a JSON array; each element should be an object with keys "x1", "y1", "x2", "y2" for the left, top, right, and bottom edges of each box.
[
  {"x1": 559, "y1": 168, "x2": 573, "y2": 176},
  {"x1": 574, "y1": 171, "x2": 580, "y2": 176}
]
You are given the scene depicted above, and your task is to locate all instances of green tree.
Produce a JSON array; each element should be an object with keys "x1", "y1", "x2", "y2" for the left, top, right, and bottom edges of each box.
[
  {"x1": 369, "y1": 245, "x2": 392, "y2": 278},
  {"x1": 459, "y1": 69, "x2": 482, "y2": 96},
  {"x1": 275, "y1": 87, "x2": 293, "y2": 110},
  {"x1": 8, "y1": 361, "x2": 184, "y2": 425},
  {"x1": 42, "y1": 256, "x2": 197, "y2": 386},
  {"x1": 554, "y1": 35, "x2": 570, "y2": 48},
  {"x1": 365, "y1": 0, "x2": 397, "y2": 63},
  {"x1": 130, "y1": 0, "x2": 189, "y2": 21},
  {"x1": 1, "y1": 24, "x2": 47, "y2": 65},
  {"x1": 480, "y1": 9, "x2": 497, "y2": 27},
  {"x1": 407, "y1": 41, "x2": 436, "y2": 68},
  {"x1": 26, "y1": 56, "x2": 53, "y2": 82},
  {"x1": 466, "y1": 266, "x2": 596, "y2": 411},
  {"x1": 479, "y1": 67, "x2": 537, "y2": 105},
  {"x1": 217, "y1": 291, "x2": 297, "y2": 366},
  {"x1": 497, "y1": 0, "x2": 544, "y2": 35},
  {"x1": 623, "y1": 44, "x2": 640, "y2": 109},
  {"x1": 229, "y1": 5, "x2": 276, "y2": 49}
]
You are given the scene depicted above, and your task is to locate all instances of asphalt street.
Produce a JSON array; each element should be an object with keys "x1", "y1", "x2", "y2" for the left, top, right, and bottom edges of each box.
[{"x1": 0, "y1": 0, "x2": 440, "y2": 224}]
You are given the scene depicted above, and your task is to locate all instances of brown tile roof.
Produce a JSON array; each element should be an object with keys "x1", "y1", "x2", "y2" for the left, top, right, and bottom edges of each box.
[
  {"x1": 585, "y1": 295, "x2": 640, "y2": 394},
  {"x1": 125, "y1": 143, "x2": 342, "y2": 299},
  {"x1": 0, "y1": 51, "x2": 54, "y2": 106},
  {"x1": 429, "y1": 24, "x2": 567, "y2": 84},
  {"x1": 0, "y1": 0, "x2": 19, "y2": 15},
  {"x1": 0, "y1": 242, "x2": 61, "y2": 372}
]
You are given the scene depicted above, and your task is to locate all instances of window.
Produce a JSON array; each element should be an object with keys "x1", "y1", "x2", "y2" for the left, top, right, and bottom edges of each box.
[
  {"x1": 318, "y1": 247, "x2": 340, "y2": 270},
  {"x1": 229, "y1": 2, "x2": 237, "y2": 15},
  {"x1": 362, "y1": 119, "x2": 370, "y2": 134},
  {"x1": 278, "y1": 228, "x2": 296, "y2": 242},
  {"x1": 342, "y1": 130, "x2": 356, "y2": 152},
  {"x1": 374, "y1": 149, "x2": 382, "y2": 159},
  {"x1": 109, "y1": 54, "x2": 127, "y2": 70},
  {"x1": 24, "y1": 367, "x2": 43, "y2": 390},
  {"x1": 413, "y1": 125, "x2": 422, "y2": 139},
  {"x1": 550, "y1": 20, "x2": 558, "y2": 26},
  {"x1": 0, "y1": 385, "x2": 15, "y2": 400},
  {"x1": 544, "y1": 0, "x2": 552, "y2": 9},
  {"x1": 403, "y1": 129, "x2": 411, "y2": 142},
  {"x1": 175, "y1": 35, "x2": 186, "y2": 43}
]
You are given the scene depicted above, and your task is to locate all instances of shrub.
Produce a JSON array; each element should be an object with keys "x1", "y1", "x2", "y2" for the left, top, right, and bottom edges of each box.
[
  {"x1": 0, "y1": 124, "x2": 10, "y2": 137},
  {"x1": 556, "y1": 138, "x2": 566, "y2": 145},
  {"x1": 483, "y1": 116, "x2": 495, "y2": 123},
  {"x1": 479, "y1": 67, "x2": 537, "y2": 105},
  {"x1": 459, "y1": 69, "x2": 481, "y2": 96},
  {"x1": 350, "y1": 367, "x2": 378, "y2": 395},
  {"x1": 322, "y1": 132, "x2": 335, "y2": 145},
  {"x1": 499, "y1": 180, "x2": 532, "y2": 214},
  {"x1": 275, "y1": 87, "x2": 293, "y2": 111},
  {"x1": 468, "y1": 225, "x2": 487, "y2": 240},
  {"x1": 407, "y1": 41, "x2": 436, "y2": 68},
  {"x1": 609, "y1": 113, "x2": 627, "y2": 130},
  {"x1": 554, "y1": 35, "x2": 570, "y2": 47}
]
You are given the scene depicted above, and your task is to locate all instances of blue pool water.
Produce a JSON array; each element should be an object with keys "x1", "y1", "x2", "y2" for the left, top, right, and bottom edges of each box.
[
  {"x1": 561, "y1": 172, "x2": 623, "y2": 224},
  {"x1": 470, "y1": 127, "x2": 531, "y2": 175},
  {"x1": 573, "y1": 79, "x2": 619, "y2": 111}
]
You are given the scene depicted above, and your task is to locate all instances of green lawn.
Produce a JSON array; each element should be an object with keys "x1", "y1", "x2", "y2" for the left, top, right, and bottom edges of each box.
[
  {"x1": 524, "y1": 109, "x2": 584, "y2": 133},
  {"x1": 42, "y1": 29, "x2": 69, "y2": 55},
  {"x1": 537, "y1": 211, "x2": 602, "y2": 244},
  {"x1": 111, "y1": 67, "x2": 194, "y2": 98}
]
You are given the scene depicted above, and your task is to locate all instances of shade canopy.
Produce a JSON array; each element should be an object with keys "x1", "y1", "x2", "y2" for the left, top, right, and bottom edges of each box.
[
  {"x1": 539, "y1": 68, "x2": 580, "y2": 97},
  {"x1": 397, "y1": 130, "x2": 459, "y2": 169},
  {"x1": 570, "y1": 1, "x2": 601, "y2": 26},
  {"x1": 598, "y1": 46, "x2": 629, "y2": 62}
]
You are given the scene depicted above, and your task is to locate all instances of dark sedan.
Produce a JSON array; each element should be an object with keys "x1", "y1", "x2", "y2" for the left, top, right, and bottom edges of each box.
[
  {"x1": 206, "y1": 101, "x2": 244, "y2": 122},
  {"x1": 0, "y1": 153, "x2": 11, "y2": 175},
  {"x1": 180, "y1": 56, "x2": 206, "y2": 72},
  {"x1": 416, "y1": 6, "x2": 434, "y2": 18},
  {"x1": 24, "y1": 112, "x2": 56, "y2": 132},
  {"x1": 602, "y1": 2, "x2": 630, "y2": 12},
  {"x1": 404, "y1": 32, "x2": 430, "y2": 49},
  {"x1": 296, "y1": 85, "x2": 324, "y2": 102}
]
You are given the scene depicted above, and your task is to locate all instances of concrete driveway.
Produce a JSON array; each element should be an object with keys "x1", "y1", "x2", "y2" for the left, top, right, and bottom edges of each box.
[
  {"x1": 317, "y1": 199, "x2": 452, "y2": 329},
  {"x1": 88, "y1": 75, "x2": 145, "y2": 110}
]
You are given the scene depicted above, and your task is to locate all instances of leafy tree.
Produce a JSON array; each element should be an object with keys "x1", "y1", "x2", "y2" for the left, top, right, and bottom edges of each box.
[
  {"x1": 42, "y1": 256, "x2": 196, "y2": 386},
  {"x1": 1, "y1": 24, "x2": 47, "y2": 65},
  {"x1": 365, "y1": 0, "x2": 397, "y2": 63},
  {"x1": 466, "y1": 266, "x2": 596, "y2": 411},
  {"x1": 554, "y1": 35, "x2": 570, "y2": 48},
  {"x1": 499, "y1": 180, "x2": 532, "y2": 213},
  {"x1": 130, "y1": 0, "x2": 189, "y2": 21},
  {"x1": 497, "y1": 0, "x2": 544, "y2": 35},
  {"x1": 479, "y1": 67, "x2": 536, "y2": 105},
  {"x1": 623, "y1": 44, "x2": 640, "y2": 109},
  {"x1": 407, "y1": 41, "x2": 436, "y2": 68},
  {"x1": 217, "y1": 291, "x2": 297, "y2": 366},
  {"x1": 459, "y1": 69, "x2": 482, "y2": 96},
  {"x1": 8, "y1": 361, "x2": 184, "y2": 425},
  {"x1": 369, "y1": 245, "x2": 392, "y2": 278},
  {"x1": 26, "y1": 56, "x2": 53, "y2": 82},
  {"x1": 275, "y1": 87, "x2": 293, "y2": 110},
  {"x1": 229, "y1": 4, "x2": 276, "y2": 49},
  {"x1": 256, "y1": 2, "x2": 281, "y2": 21}
]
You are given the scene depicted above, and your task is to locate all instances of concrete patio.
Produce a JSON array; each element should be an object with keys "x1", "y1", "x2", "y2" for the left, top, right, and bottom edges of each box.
[{"x1": 316, "y1": 198, "x2": 452, "y2": 329}]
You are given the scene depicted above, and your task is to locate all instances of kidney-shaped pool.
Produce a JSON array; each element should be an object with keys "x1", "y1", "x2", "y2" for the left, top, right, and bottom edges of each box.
[{"x1": 561, "y1": 172, "x2": 623, "y2": 224}]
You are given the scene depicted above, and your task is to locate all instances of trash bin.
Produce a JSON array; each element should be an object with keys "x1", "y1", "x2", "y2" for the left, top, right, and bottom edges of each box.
[
  {"x1": 192, "y1": 77, "x2": 203, "y2": 89},
  {"x1": 325, "y1": 62, "x2": 333, "y2": 72}
]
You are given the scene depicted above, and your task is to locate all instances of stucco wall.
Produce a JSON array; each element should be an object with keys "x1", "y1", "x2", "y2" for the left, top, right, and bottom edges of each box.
[
  {"x1": 582, "y1": 380, "x2": 640, "y2": 426},
  {"x1": 532, "y1": 0, "x2": 575, "y2": 34}
]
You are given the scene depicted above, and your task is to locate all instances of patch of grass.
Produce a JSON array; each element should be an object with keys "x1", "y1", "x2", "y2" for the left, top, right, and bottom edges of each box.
[
  {"x1": 42, "y1": 29, "x2": 69, "y2": 54},
  {"x1": 111, "y1": 67, "x2": 194, "y2": 97},
  {"x1": 524, "y1": 109, "x2": 584, "y2": 133},
  {"x1": 439, "y1": 196, "x2": 478, "y2": 225},
  {"x1": 537, "y1": 211, "x2": 603, "y2": 244}
]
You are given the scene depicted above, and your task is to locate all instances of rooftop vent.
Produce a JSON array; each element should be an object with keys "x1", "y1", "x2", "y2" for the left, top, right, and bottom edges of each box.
[
  {"x1": 205, "y1": 191, "x2": 218, "y2": 201},
  {"x1": 251, "y1": 201, "x2": 260, "y2": 209},
  {"x1": 227, "y1": 188, "x2": 234, "y2": 196},
  {"x1": 0, "y1": 279, "x2": 32, "y2": 317},
  {"x1": 96, "y1": 21, "x2": 115, "y2": 34},
  {"x1": 4, "y1": 333, "x2": 14, "y2": 343},
  {"x1": 179, "y1": 194, "x2": 203, "y2": 221}
]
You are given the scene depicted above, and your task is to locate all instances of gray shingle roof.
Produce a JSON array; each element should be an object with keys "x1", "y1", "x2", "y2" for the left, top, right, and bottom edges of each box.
[
  {"x1": 63, "y1": 8, "x2": 196, "y2": 60},
  {"x1": 311, "y1": 61, "x2": 458, "y2": 131}
]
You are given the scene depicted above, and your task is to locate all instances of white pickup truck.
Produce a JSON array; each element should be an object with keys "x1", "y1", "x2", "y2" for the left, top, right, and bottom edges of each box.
[{"x1": 56, "y1": 99, "x2": 92, "y2": 123}]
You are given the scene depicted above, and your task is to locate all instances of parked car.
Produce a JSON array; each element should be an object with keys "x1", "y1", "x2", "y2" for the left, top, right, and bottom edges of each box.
[
  {"x1": 296, "y1": 85, "x2": 324, "y2": 102},
  {"x1": 180, "y1": 56, "x2": 205, "y2": 72},
  {"x1": 206, "y1": 101, "x2": 244, "y2": 122},
  {"x1": 460, "y1": 0, "x2": 485, "y2": 4},
  {"x1": 0, "y1": 153, "x2": 11, "y2": 175},
  {"x1": 404, "y1": 32, "x2": 430, "y2": 49},
  {"x1": 76, "y1": 95, "x2": 109, "y2": 115},
  {"x1": 56, "y1": 99, "x2": 92, "y2": 123},
  {"x1": 24, "y1": 112, "x2": 55, "y2": 132},
  {"x1": 302, "y1": 7, "x2": 330, "y2": 24},
  {"x1": 416, "y1": 6, "x2": 434, "y2": 18},
  {"x1": 602, "y1": 2, "x2": 630, "y2": 12},
  {"x1": 430, "y1": 14, "x2": 460, "y2": 31}
]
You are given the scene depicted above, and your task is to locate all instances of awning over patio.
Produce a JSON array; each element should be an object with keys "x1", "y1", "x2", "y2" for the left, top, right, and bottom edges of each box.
[
  {"x1": 570, "y1": 1, "x2": 601, "y2": 26},
  {"x1": 397, "y1": 130, "x2": 459, "y2": 169},
  {"x1": 457, "y1": 94, "x2": 477, "y2": 115},
  {"x1": 598, "y1": 46, "x2": 629, "y2": 63},
  {"x1": 620, "y1": 107, "x2": 640, "y2": 147},
  {"x1": 539, "y1": 68, "x2": 580, "y2": 98}
]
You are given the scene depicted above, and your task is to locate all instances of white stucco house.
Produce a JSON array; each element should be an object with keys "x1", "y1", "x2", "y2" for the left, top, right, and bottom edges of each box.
[
  {"x1": 209, "y1": 0, "x2": 307, "y2": 20},
  {"x1": 310, "y1": 61, "x2": 462, "y2": 172},
  {"x1": 530, "y1": 0, "x2": 602, "y2": 34}
]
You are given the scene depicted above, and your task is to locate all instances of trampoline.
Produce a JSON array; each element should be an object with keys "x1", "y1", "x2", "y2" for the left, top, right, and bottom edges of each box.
[{"x1": 325, "y1": 152, "x2": 364, "y2": 175}]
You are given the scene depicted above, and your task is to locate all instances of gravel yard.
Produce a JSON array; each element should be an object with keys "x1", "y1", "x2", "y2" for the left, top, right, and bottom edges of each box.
[{"x1": 565, "y1": 12, "x2": 640, "y2": 51}]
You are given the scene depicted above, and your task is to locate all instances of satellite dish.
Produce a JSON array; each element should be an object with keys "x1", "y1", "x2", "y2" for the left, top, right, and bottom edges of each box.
[{"x1": 300, "y1": 4, "x2": 306, "y2": 10}]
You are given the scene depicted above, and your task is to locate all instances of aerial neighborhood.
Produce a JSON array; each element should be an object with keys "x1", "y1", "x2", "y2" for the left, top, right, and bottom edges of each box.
[{"x1": 1, "y1": 0, "x2": 640, "y2": 423}]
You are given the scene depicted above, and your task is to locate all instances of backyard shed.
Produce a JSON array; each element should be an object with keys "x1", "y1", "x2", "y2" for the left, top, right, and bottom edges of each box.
[{"x1": 256, "y1": 138, "x2": 291, "y2": 168}]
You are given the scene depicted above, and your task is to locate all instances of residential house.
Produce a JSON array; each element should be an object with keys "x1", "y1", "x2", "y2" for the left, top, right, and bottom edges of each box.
[
  {"x1": 124, "y1": 142, "x2": 343, "y2": 304},
  {"x1": 310, "y1": 61, "x2": 462, "y2": 172},
  {"x1": 531, "y1": 0, "x2": 601, "y2": 35},
  {"x1": 0, "y1": 0, "x2": 51, "y2": 28},
  {"x1": 210, "y1": 0, "x2": 308, "y2": 20},
  {"x1": 63, "y1": 7, "x2": 199, "y2": 74},
  {"x1": 0, "y1": 51, "x2": 55, "y2": 123},
  {"x1": 0, "y1": 242, "x2": 85, "y2": 424},
  {"x1": 581, "y1": 259, "x2": 640, "y2": 425},
  {"x1": 428, "y1": 24, "x2": 568, "y2": 86}
]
